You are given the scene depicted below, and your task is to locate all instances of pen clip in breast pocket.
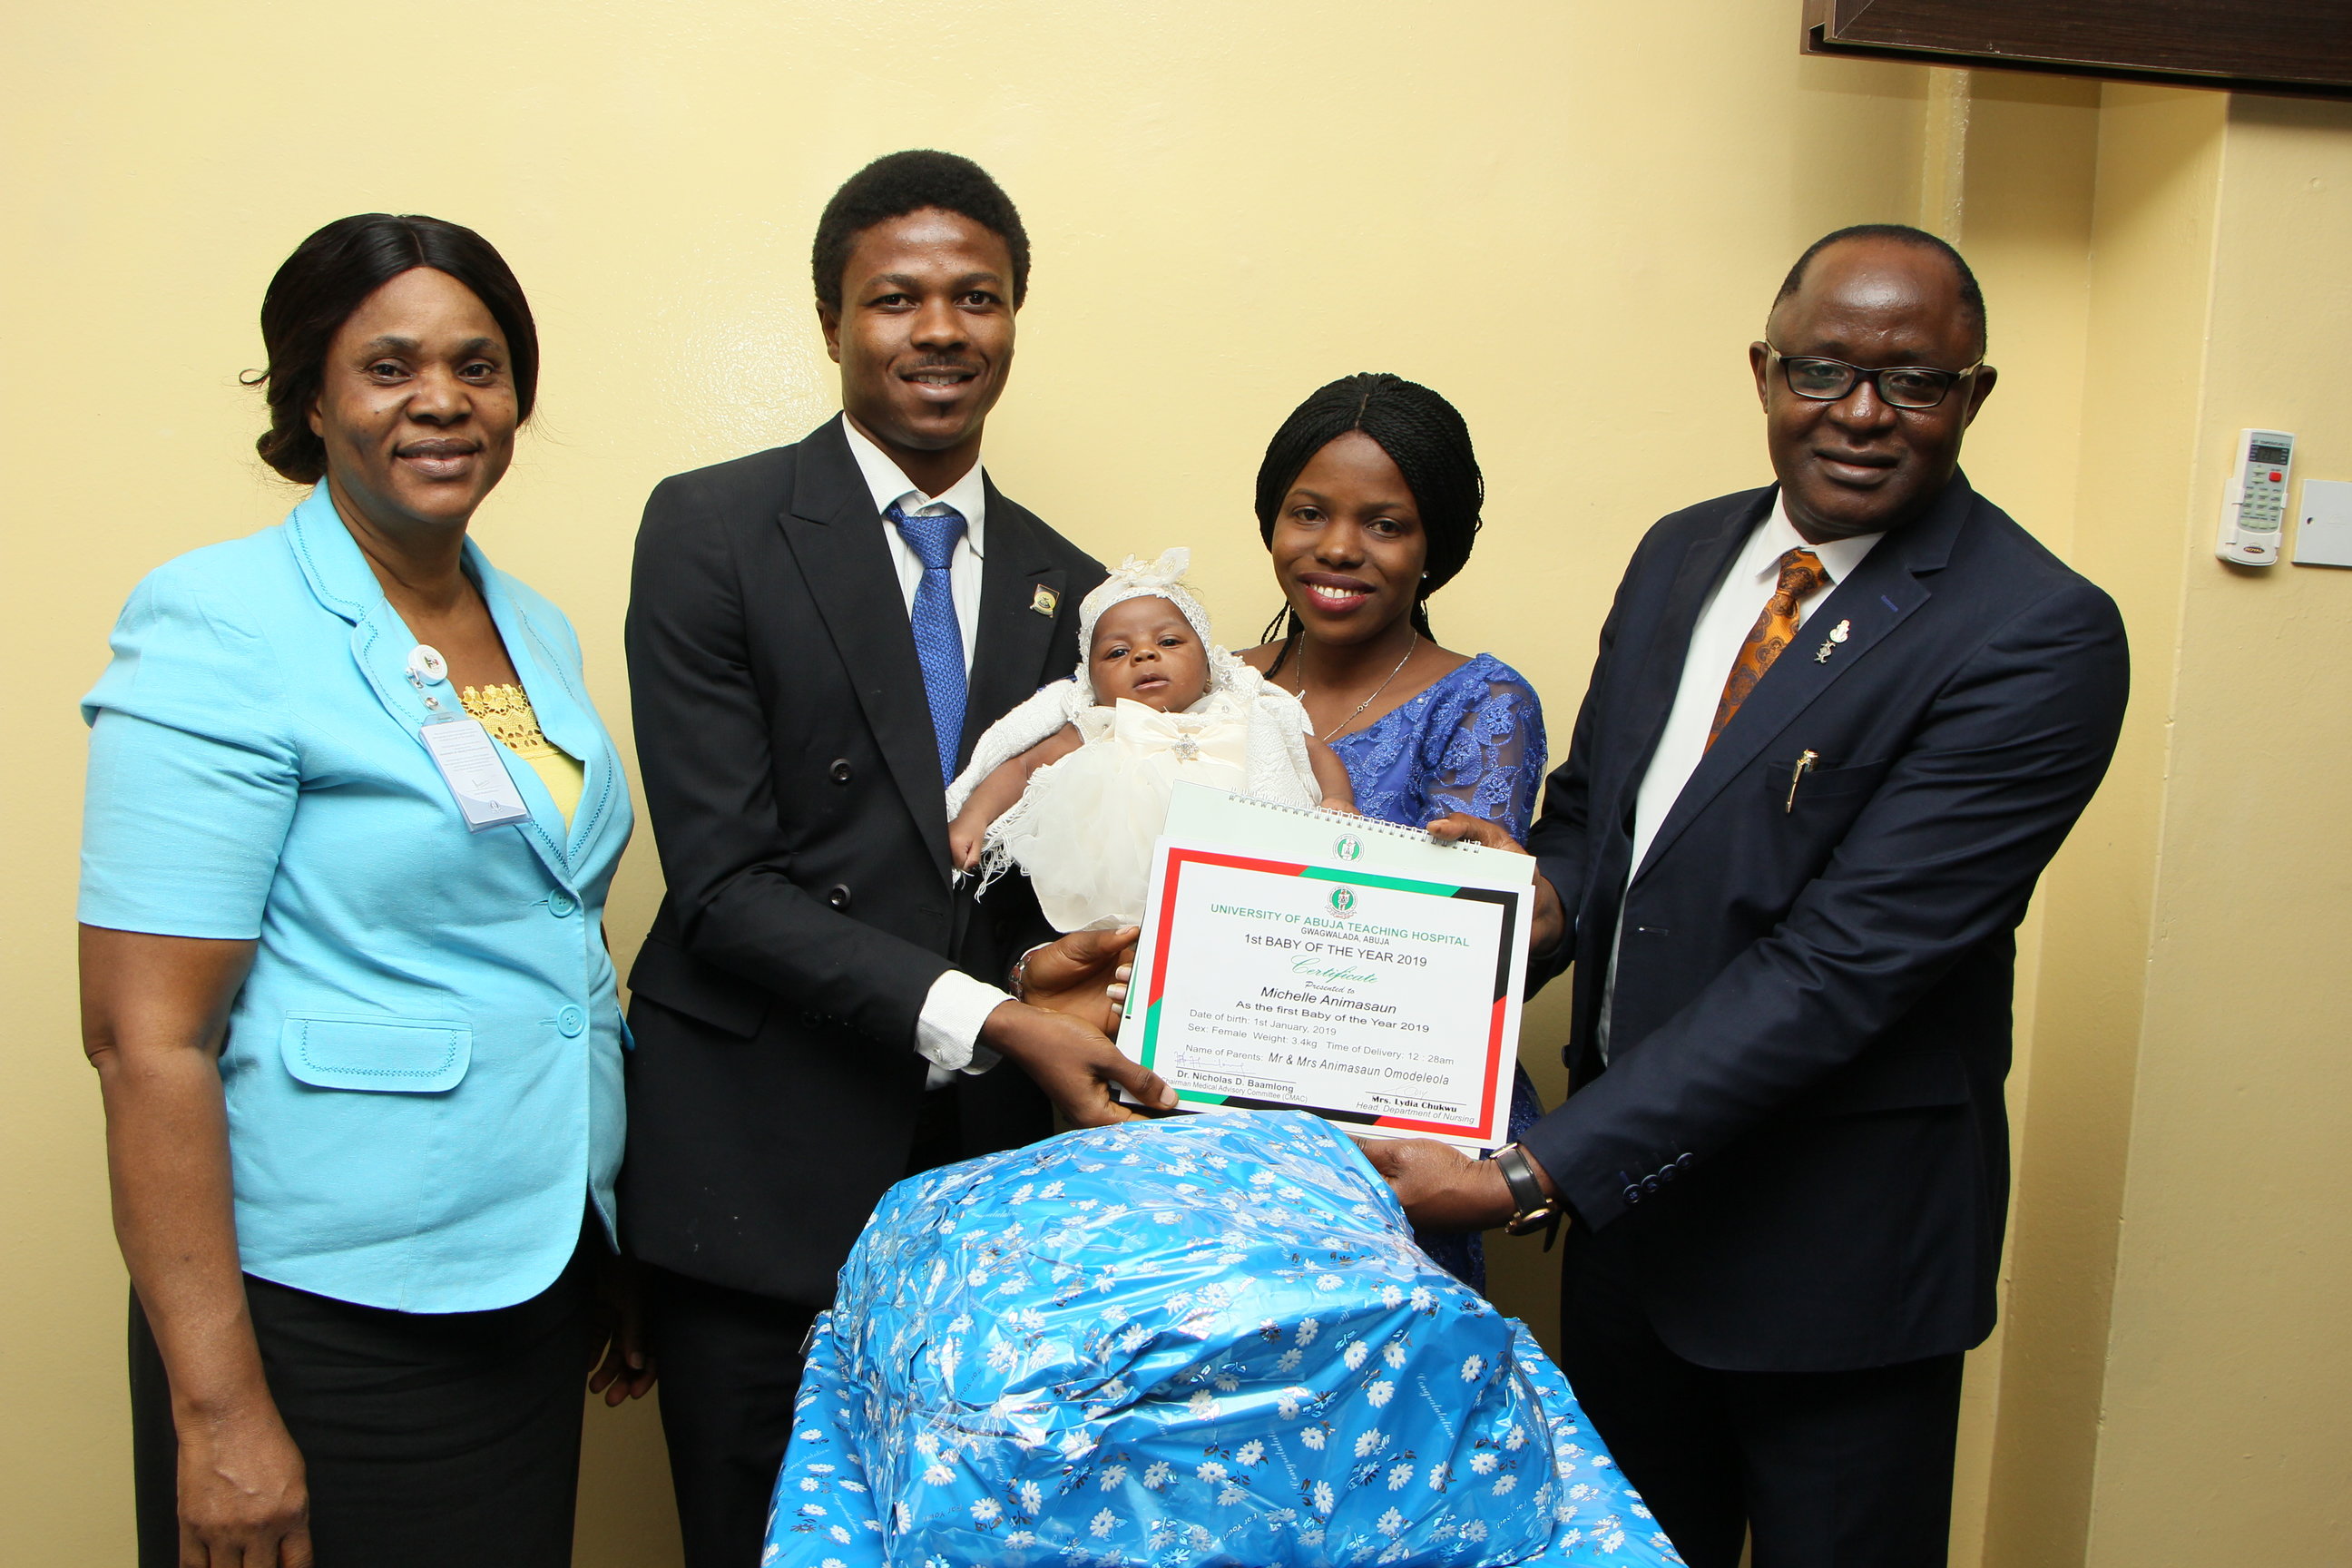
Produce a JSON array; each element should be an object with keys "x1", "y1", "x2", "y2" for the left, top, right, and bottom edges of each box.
[{"x1": 1773, "y1": 753, "x2": 1892, "y2": 815}]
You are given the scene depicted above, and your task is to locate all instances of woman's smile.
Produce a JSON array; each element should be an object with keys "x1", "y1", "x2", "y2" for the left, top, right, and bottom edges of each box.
[
  {"x1": 1298, "y1": 573, "x2": 1378, "y2": 613},
  {"x1": 394, "y1": 436, "x2": 484, "y2": 481}
]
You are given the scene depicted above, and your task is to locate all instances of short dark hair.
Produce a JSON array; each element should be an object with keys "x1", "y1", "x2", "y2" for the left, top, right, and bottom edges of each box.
[
  {"x1": 248, "y1": 214, "x2": 538, "y2": 484},
  {"x1": 810, "y1": 150, "x2": 1031, "y2": 313},
  {"x1": 1254, "y1": 374, "x2": 1485, "y2": 669},
  {"x1": 1772, "y1": 223, "x2": 1987, "y2": 356}
]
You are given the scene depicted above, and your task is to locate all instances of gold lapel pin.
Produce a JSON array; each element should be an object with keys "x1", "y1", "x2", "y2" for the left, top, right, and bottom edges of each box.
[
  {"x1": 1814, "y1": 618, "x2": 1851, "y2": 663},
  {"x1": 1031, "y1": 584, "x2": 1060, "y2": 618}
]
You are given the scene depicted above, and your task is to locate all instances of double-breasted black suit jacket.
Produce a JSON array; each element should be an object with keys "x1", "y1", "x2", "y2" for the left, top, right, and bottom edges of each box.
[
  {"x1": 621, "y1": 417, "x2": 1104, "y2": 1304},
  {"x1": 1520, "y1": 473, "x2": 2128, "y2": 1373}
]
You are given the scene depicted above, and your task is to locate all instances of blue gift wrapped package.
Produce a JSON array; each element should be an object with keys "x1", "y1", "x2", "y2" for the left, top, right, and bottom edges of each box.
[{"x1": 763, "y1": 1112, "x2": 1681, "y2": 1566}]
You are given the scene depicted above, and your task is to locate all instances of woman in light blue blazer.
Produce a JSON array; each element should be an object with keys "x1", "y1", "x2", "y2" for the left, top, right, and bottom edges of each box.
[{"x1": 80, "y1": 215, "x2": 643, "y2": 1568}]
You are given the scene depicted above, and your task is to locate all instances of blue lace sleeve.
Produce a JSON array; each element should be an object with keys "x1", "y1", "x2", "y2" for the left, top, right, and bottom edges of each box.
[{"x1": 1421, "y1": 663, "x2": 1549, "y2": 844}]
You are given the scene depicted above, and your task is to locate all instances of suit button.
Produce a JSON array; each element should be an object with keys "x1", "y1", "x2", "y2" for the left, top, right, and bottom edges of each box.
[
  {"x1": 556, "y1": 1005, "x2": 585, "y2": 1038},
  {"x1": 826, "y1": 884, "x2": 852, "y2": 911},
  {"x1": 1622, "y1": 1186, "x2": 1642, "y2": 1206},
  {"x1": 1642, "y1": 1175, "x2": 1661, "y2": 1193},
  {"x1": 828, "y1": 759, "x2": 853, "y2": 784},
  {"x1": 1657, "y1": 1164, "x2": 1677, "y2": 1184},
  {"x1": 547, "y1": 891, "x2": 577, "y2": 917},
  {"x1": 1677, "y1": 1152, "x2": 1696, "y2": 1170}
]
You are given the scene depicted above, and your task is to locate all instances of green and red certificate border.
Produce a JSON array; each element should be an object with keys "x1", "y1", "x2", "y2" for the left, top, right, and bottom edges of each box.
[{"x1": 1132, "y1": 846, "x2": 1520, "y2": 1143}]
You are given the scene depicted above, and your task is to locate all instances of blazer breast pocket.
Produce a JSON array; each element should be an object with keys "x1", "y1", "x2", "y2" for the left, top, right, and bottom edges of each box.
[
  {"x1": 279, "y1": 1015, "x2": 471, "y2": 1093},
  {"x1": 1767, "y1": 754, "x2": 1893, "y2": 809}
]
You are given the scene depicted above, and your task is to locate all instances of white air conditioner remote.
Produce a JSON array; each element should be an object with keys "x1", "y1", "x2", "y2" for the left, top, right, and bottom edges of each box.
[{"x1": 2216, "y1": 428, "x2": 2295, "y2": 566}]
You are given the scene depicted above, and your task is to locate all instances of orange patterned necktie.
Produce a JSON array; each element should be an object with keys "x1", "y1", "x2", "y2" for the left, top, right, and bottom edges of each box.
[{"x1": 1706, "y1": 548, "x2": 1830, "y2": 750}]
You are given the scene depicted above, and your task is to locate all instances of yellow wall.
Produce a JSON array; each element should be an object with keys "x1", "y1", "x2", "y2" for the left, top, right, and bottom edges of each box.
[
  {"x1": 5, "y1": 5, "x2": 2347, "y2": 1563},
  {"x1": 2075, "y1": 93, "x2": 2352, "y2": 1567}
]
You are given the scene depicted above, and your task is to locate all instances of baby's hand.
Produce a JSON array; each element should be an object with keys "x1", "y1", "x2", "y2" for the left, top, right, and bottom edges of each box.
[
  {"x1": 1319, "y1": 798, "x2": 1358, "y2": 816},
  {"x1": 949, "y1": 821, "x2": 984, "y2": 871}
]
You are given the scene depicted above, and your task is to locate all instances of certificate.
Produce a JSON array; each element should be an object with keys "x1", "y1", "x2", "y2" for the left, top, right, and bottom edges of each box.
[{"x1": 1120, "y1": 783, "x2": 1534, "y2": 1150}]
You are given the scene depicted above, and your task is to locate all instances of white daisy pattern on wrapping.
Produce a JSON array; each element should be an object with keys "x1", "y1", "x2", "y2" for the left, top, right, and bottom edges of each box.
[{"x1": 760, "y1": 1112, "x2": 1683, "y2": 1565}]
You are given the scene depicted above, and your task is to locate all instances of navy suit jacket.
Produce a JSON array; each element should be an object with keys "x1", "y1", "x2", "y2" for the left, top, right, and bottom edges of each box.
[{"x1": 1519, "y1": 473, "x2": 2128, "y2": 1372}]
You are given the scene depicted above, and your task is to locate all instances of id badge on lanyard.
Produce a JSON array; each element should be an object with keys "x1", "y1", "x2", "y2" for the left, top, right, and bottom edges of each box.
[{"x1": 409, "y1": 644, "x2": 532, "y2": 832}]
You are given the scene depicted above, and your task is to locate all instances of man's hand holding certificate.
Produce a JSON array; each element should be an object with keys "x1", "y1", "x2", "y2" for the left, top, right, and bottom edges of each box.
[{"x1": 1119, "y1": 784, "x2": 1534, "y2": 1149}]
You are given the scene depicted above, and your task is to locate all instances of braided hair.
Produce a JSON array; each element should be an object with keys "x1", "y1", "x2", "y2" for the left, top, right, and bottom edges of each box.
[{"x1": 1254, "y1": 373, "x2": 1483, "y2": 676}]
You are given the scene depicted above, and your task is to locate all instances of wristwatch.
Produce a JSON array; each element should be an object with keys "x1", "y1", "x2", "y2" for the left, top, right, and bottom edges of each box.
[{"x1": 1494, "y1": 1142, "x2": 1563, "y2": 1245}]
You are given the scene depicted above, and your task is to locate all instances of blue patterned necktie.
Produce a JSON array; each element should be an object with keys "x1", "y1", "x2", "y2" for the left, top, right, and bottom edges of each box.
[{"x1": 887, "y1": 502, "x2": 969, "y2": 783}]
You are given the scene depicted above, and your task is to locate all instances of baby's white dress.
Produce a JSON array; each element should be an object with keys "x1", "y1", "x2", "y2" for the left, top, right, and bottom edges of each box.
[
  {"x1": 994, "y1": 694, "x2": 1254, "y2": 931},
  {"x1": 950, "y1": 647, "x2": 1324, "y2": 932}
]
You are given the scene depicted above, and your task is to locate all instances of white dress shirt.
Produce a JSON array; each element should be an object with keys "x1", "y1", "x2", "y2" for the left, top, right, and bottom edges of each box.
[
  {"x1": 838, "y1": 416, "x2": 1007, "y2": 1084},
  {"x1": 1595, "y1": 493, "x2": 1884, "y2": 1061}
]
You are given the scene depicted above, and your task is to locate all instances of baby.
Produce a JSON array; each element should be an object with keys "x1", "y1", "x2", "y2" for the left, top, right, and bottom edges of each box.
[{"x1": 946, "y1": 549, "x2": 1354, "y2": 932}]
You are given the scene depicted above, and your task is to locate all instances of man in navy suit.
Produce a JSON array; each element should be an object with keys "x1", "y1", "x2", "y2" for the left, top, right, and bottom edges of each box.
[{"x1": 1372, "y1": 225, "x2": 2129, "y2": 1564}]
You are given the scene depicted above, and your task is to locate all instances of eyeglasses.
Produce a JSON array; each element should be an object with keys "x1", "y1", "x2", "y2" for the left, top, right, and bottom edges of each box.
[{"x1": 1765, "y1": 345, "x2": 1984, "y2": 410}]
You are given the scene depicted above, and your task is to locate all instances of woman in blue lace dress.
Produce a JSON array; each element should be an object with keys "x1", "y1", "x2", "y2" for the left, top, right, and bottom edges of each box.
[{"x1": 1240, "y1": 373, "x2": 1547, "y2": 1290}]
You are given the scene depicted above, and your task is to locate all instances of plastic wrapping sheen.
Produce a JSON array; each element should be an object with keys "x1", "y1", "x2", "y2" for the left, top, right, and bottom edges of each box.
[{"x1": 763, "y1": 1112, "x2": 1681, "y2": 1566}]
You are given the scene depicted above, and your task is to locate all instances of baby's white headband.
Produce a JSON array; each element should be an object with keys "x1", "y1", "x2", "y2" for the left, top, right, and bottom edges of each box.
[
  {"x1": 1072, "y1": 548, "x2": 1223, "y2": 704},
  {"x1": 1075, "y1": 547, "x2": 1213, "y2": 652}
]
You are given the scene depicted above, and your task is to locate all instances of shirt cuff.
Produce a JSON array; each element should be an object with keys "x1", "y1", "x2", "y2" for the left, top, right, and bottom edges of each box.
[{"x1": 916, "y1": 967, "x2": 1009, "y2": 1080}]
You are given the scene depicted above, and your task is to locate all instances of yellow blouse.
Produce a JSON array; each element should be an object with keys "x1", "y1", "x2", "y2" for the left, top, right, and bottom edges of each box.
[{"x1": 459, "y1": 683, "x2": 584, "y2": 828}]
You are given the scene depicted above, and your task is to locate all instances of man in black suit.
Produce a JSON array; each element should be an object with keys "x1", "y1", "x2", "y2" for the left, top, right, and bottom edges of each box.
[
  {"x1": 621, "y1": 151, "x2": 1171, "y2": 1568},
  {"x1": 1371, "y1": 226, "x2": 2129, "y2": 1564}
]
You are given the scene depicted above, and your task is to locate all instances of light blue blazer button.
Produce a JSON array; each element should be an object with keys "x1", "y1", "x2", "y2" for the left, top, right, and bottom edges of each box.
[
  {"x1": 557, "y1": 1005, "x2": 586, "y2": 1037},
  {"x1": 547, "y1": 891, "x2": 578, "y2": 917}
]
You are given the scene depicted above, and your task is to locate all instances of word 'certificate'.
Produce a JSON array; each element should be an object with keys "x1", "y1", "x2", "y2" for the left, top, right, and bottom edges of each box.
[{"x1": 1121, "y1": 783, "x2": 1534, "y2": 1150}]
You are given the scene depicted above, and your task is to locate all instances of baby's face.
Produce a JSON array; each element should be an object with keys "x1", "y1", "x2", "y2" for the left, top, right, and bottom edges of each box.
[{"x1": 1090, "y1": 595, "x2": 1210, "y2": 713}]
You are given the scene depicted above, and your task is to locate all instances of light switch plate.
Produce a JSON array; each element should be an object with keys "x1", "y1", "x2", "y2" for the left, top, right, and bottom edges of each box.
[{"x1": 2293, "y1": 479, "x2": 2352, "y2": 569}]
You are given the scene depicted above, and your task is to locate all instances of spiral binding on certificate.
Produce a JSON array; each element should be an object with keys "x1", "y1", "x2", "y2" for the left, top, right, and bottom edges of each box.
[{"x1": 1226, "y1": 792, "x2": 1481, "y2": 846}]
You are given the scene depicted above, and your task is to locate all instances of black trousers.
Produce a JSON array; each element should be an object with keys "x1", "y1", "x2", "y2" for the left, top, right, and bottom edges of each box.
[
  {"x1": 131, "y1": 1235, "x2": 593, "y2": 1568},
  {"x1": 651, "y1": 1084, "x2": 965, "y2": 1568},
  {"x1": 1556, "y1": 1228, "x2": 1965, "y2": 1568}
]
